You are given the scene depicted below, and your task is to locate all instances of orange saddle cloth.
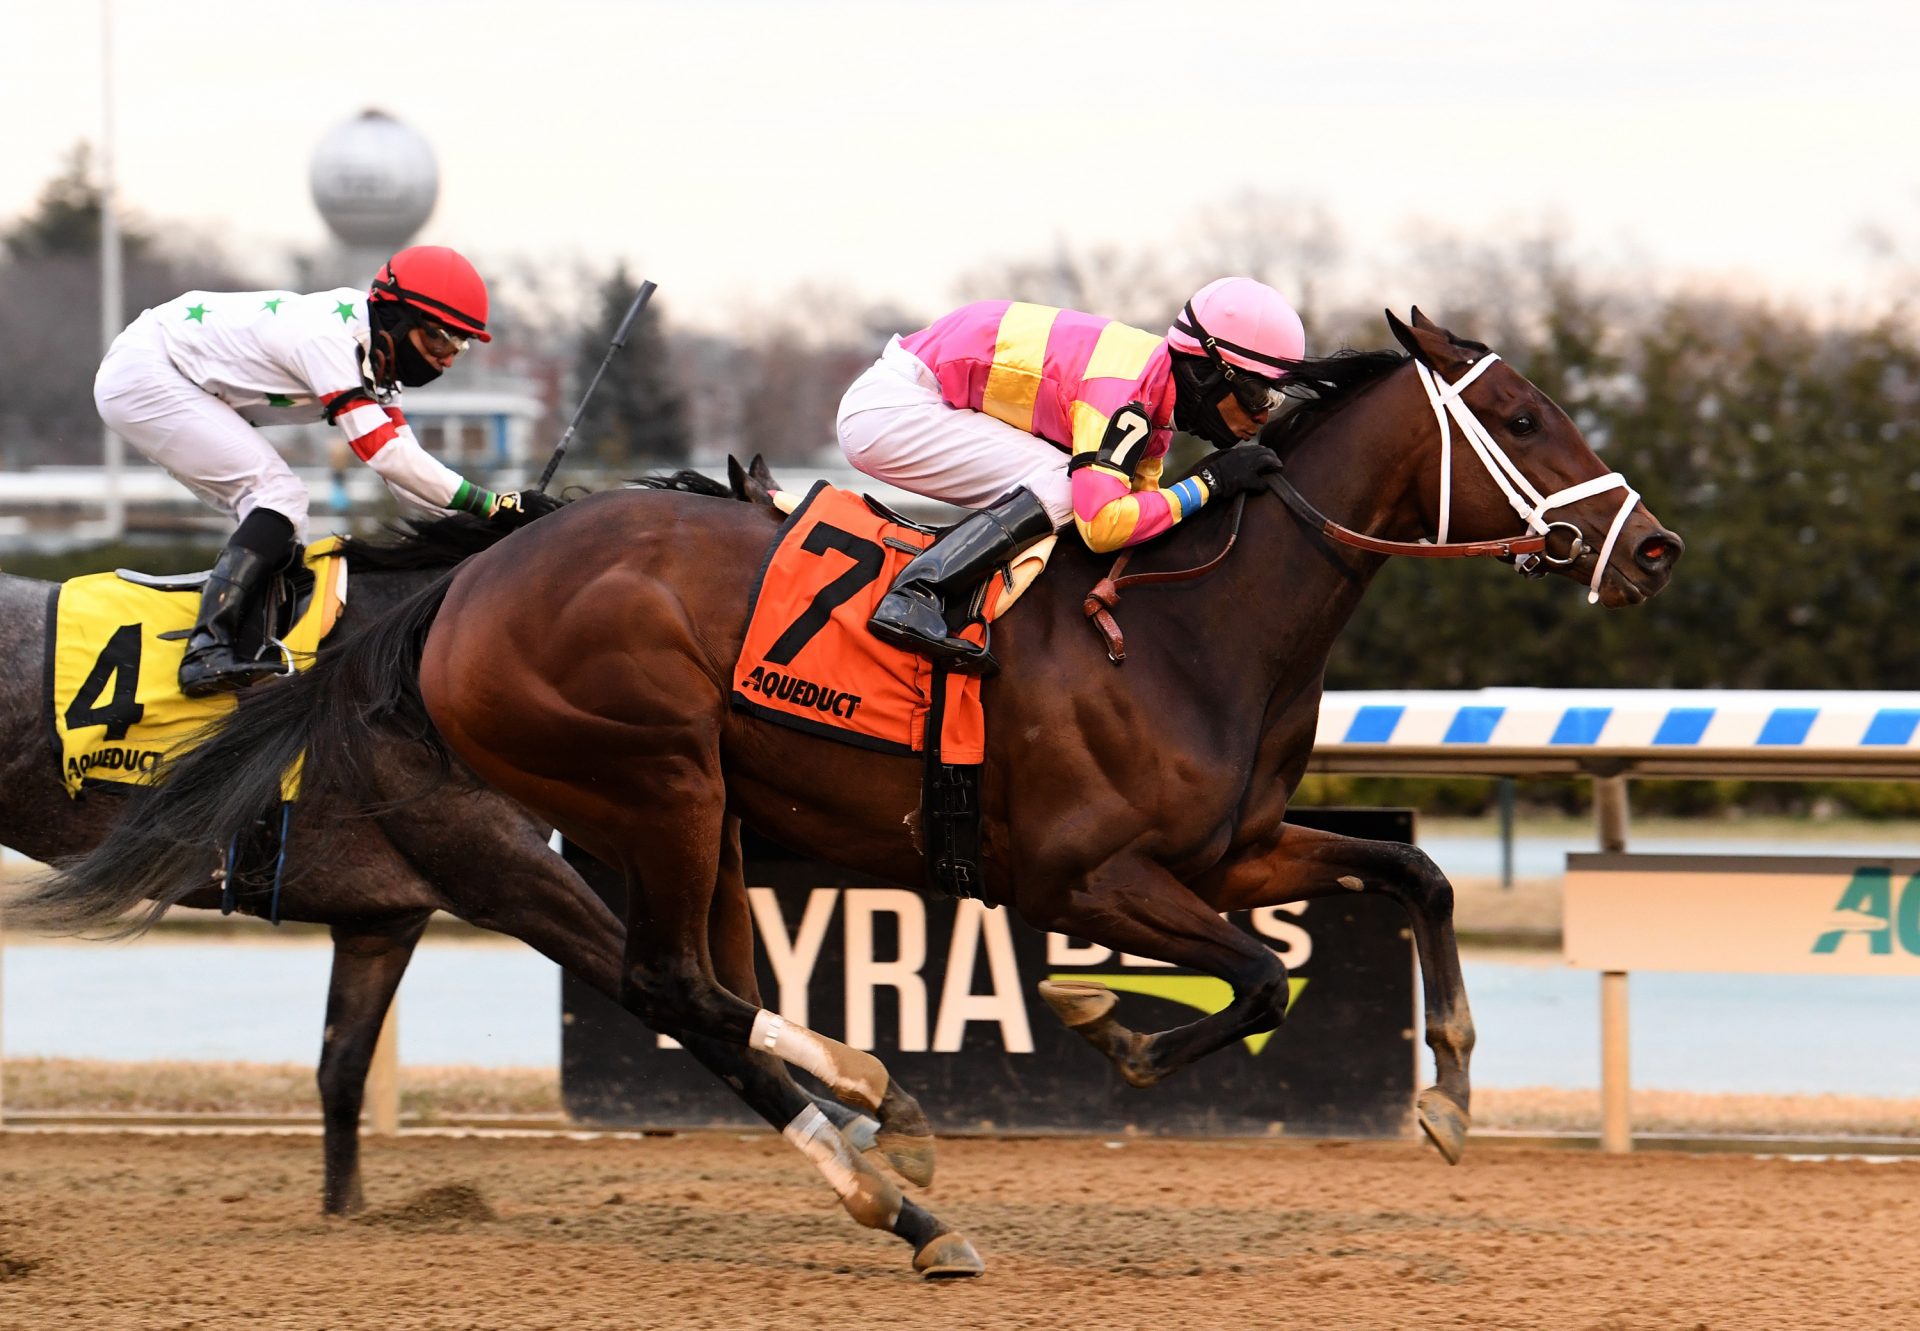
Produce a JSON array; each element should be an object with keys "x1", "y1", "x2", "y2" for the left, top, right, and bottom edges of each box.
[{"x1": 731, "y1": 483, "x2": 1010, "y2": 763}]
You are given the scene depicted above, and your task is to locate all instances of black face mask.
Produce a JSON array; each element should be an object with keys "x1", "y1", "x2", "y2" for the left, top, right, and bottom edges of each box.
[
  {"x1": 1170, "y1": 353, "x2": 1239, "y2": 448},
  {"x1": 367, "y1": 301, "x2": 446, "y2": 389}
]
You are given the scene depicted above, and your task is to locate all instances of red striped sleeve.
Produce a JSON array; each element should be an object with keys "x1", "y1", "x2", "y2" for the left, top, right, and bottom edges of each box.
[
  {"x1": 345, "y1": 417, "x2": 402, "y2": 462},
  {"x1": 321, "y1": 388, "x2": 376, "y2": 425}
]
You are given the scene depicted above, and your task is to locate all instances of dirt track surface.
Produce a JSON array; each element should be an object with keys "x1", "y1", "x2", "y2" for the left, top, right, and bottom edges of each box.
[{"x1": 1, "y1": 1131, "x2": 1914, "y2": 1330}]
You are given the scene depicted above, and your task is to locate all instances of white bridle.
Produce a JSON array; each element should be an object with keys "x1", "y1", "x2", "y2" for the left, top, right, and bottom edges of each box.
[{"x1": 1416, "y1": 352, "x2": 1641, "y2": 605}]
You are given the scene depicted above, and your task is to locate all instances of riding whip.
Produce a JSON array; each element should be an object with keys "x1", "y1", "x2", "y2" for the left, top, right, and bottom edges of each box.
[{"x1": 534, "y1": 279, "x2": 657, "y2": 493}]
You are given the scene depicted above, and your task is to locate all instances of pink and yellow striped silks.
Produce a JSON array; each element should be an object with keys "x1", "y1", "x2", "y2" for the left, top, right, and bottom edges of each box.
[{"x1": 900, "y1": 301, "x2": 1210, "y2": 552}]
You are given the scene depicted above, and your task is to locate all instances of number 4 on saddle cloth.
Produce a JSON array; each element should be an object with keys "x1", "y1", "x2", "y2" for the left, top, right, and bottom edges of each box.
[
  {"x1": 730, "y1": 483, "x2": 1055, "y2": 898},
  {"x1": 50, "y1": 538, "x2": 348, "y2": 797},
  {"x1": 46, "y1": 539, "x2": 348, "y2": 920},
  {"x1": 47, "y1": 540, "x2": 349, "y2": 918}
]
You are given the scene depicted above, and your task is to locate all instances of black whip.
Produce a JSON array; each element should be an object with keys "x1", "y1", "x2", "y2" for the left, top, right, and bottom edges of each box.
[{"x1": 534, "y1": 279, "x2": 657, "y2": 493}]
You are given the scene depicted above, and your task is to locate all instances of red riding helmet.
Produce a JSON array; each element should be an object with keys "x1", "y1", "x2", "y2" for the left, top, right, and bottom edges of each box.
[{"x1": 369, "y1": 245, "x2": 491, "y2": 342}]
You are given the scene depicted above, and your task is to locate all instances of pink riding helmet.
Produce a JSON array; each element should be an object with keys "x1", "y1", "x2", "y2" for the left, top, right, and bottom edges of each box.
[{"x1": 1166, "y1": 277, "x2": 1306, "y2": 378}]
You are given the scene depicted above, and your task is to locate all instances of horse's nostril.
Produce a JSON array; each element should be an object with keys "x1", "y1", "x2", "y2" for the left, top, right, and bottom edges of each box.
[{"x1": 1635, "y1": 530, "x2": 1684, "y2": 571}]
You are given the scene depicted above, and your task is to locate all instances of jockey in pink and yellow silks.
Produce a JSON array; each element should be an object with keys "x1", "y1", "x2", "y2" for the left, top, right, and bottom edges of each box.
[
  {"x1": 838, "y1": 277, "x2": 1306, "y2": 673},
  {"x1": 899, "y1": 301, "x2": 1186, "y2": 552}
]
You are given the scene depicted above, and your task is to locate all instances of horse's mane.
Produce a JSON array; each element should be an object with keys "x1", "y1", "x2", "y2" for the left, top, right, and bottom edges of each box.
[
  {"x1": 1260, "y1": 348, "x2": 1411, "y2": 457},
  {"x1": 340, "y1": 512, "x2": 529, "y2": 574},
  {"x1": 632, "y1": 470, "x2": 732, "y2": 498},
  {"x1": 339, "y1": 471, "x2": 750, "y2": 576}
]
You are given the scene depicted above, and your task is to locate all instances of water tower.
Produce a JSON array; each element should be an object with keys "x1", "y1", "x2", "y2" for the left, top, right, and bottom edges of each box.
[{"x1": 308, "y1": 109, "x2": 439, "y2": 287}]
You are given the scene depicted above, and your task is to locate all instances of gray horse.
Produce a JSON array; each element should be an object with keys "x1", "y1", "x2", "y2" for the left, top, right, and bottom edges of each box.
[{"x1": 3, "y1": 504, "x2": 881, "y2": 1213}]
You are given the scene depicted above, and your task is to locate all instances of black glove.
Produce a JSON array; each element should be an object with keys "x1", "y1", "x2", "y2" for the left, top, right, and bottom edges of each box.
[
  {"x1": 1195, "y1": 445, "x2": 1282, "y2": 501},
  {"x1": 490, "y1": 489, "x2": 565, "y2": 529}
]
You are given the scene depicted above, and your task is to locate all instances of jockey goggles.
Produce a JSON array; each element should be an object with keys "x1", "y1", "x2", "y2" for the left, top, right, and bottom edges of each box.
[
  {"x1": 1177, "y1": 301, "x2": 1288, "y2": 415},
  {"x1": 416, "y1": 321, "x2": 473, "y2": 358}
]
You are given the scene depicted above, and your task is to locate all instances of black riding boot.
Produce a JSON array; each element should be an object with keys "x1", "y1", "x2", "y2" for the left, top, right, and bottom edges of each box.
[
  {"x1": 178, "y1": 511, "x2": 296, "y2": 698},
  {"x1": 868, "y1": 487, "x2": 1054, "y2": 675}
]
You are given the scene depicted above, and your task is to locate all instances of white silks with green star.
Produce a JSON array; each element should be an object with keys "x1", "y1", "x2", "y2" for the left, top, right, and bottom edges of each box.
[{"x1": 101, "y1": 288, "x2": 484, "y2": 519}]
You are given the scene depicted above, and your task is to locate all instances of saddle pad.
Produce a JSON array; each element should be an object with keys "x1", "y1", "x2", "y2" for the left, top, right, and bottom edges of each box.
[
  {"x1": 49, "y1": 537, "x2": 348, "y2": 796},
  {"x1": 732, "y1": 483, "x2": 1007, "y2": 763}
]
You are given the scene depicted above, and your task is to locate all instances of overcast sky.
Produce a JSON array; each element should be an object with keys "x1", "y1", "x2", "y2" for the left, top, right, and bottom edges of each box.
[{"x1": 4, "y1": 0, "x2": 1917, "y2": 331}]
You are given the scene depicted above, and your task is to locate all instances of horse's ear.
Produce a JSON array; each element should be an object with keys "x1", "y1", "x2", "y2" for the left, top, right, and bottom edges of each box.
[
  {"x1": 1385, "y1": 309, "x2": 1429, "y2": 364},
  {"x1": 738, "y1": 453, "x2": 783, "y2": 509},
  {"x1": 1386, "y1": 307, "x2": 1472, "y2": 373},
  {"x1": 725, "y1": 455, "x2": 751, "y2": 502}
]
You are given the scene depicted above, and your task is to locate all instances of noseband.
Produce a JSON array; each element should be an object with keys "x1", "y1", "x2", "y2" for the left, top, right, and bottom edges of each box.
[{"x1": 1417, "y1": 352, "x2": 1640, "y2": 605}]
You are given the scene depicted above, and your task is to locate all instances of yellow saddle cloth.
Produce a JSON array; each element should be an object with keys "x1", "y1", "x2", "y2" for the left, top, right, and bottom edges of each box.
[{"x1": 49, "y1": 538, "x2": 348, "y2": 796}]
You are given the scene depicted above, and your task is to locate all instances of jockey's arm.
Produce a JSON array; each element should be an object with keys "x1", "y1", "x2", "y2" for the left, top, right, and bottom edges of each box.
[
  {"x1": 1066, "y1": 402, "x2": 1213, "y2": 554},
  {"x1": 323, "y1": 390, "x2": 500, "y2": 518}
]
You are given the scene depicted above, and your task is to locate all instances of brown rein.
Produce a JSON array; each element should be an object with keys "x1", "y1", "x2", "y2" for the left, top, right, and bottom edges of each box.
[
  {"x1": 1082, "y1": 494, "x2": 1247, "y2": 664},
  {"x1": 1263, "y1": 472, "x2": 1548, "y2": 560},
  {"x1": 1081, "y1": 470, "x2": 1551, "y2": 665}
]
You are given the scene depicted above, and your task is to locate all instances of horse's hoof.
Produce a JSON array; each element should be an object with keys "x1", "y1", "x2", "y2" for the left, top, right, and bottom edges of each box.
[
  {"x1": 1038, "y1": 979, "x2": 1117, "y2": 1029},
  {"x1": 874, "y1": 1081, "x2": 936, "y2": 1186},
  {"x1": 1416, "y1": 1087, "x2": 1470, "y2": 1165},
  {"x1": 874, "y1": 1127, "x2": 937, "y2": 1189},
  {"x1": 913, "y1": 1230, "x2": 985, "y2": 1280}
]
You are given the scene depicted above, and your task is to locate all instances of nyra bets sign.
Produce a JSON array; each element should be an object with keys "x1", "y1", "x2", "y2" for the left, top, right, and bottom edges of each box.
[{"x1": 561, "y1": 812, "x2": 1418, "y2": 1139}]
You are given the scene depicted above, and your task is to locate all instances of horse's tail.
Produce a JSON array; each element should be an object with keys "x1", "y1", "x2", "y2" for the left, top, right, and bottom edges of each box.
[{"x1": 7, "y1": 573, "x2": 456, "y2": 939}]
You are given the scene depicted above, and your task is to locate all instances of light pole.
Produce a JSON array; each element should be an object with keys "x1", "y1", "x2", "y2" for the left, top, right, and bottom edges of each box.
[{"x1": 99, "y1": 0, "x2": 124, "y2": 540}]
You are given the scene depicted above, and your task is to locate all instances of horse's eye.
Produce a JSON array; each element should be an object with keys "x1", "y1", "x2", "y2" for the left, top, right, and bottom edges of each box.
[{"x1": 1509, "y1": 414, "x2": 1539, "y2": 437}]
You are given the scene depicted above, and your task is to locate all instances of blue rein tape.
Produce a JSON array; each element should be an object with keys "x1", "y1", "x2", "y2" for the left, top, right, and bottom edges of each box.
[{"x1": 269, "y1": 802, "x2": 291, "y2": 926}]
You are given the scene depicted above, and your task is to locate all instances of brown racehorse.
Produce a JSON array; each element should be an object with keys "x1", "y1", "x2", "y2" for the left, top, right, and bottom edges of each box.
[{"x1": 57, "y1": 311, "x2": 1680, "y2": 1277}]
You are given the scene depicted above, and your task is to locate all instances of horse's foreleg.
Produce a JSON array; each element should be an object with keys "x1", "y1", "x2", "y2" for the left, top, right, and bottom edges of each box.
[
  {"x1": 317, "y1": 912, "x2": 431, "y2": 1215},
  {"x1": 1209, "y1": 824, "x2": 1475, "y2": 1164},
  {"x1": 1032, "y1": 858, "x2": 1293, "y2": 1088}
]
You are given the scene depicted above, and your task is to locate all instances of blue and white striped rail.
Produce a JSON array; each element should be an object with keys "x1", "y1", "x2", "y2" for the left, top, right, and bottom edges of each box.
[{"x1": 1310, "y1": 689, "x2": 1920, "y2": 779}]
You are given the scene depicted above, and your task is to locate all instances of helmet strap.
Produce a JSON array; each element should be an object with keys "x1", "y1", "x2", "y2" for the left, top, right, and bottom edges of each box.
[
  {"x1": 1169, "y1": 352, "x2": 1239, "y2": 448},
  {"x1": 1172, "y1": 300, "x2": 1292, "y2": 378},
  {"x1": 365, "y1": 303, "x2": 445, "y2": 390}
]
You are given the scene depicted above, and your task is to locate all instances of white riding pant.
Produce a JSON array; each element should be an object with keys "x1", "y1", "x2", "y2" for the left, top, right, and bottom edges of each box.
[
  {"x1": 94, "y1": 314, "x2": 311, "y2": 539},
  {"x1": 836, "y1": 337, "x2": 1074, "y2": 527}
]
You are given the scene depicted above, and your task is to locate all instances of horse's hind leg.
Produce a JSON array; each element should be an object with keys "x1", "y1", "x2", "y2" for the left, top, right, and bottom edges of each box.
[
  {"x1": 614, "y1": 790, "x2": 970, "y2": 1274},
  {"x1": 1210, "y1": 824, "x2": 1475, "y2": 1164},
  {"x1": 676, "y1": 1030, "x2": 980, "y2": 1276},
  {"x1": 317, "y1": 912, "x2": 430, "y2": 1215},
  {"x1": 670, "y1": 821, "x2": 974, "y2": 1275},
  {"x1": 1032, "y1": 857, "x2": 1296, "y2": 1088},
  {"x1": 598, "y1": 733, "x2": 920, "y2": 1120},
  {"x1": 703, "y1": 817, "x2": 934, "y2": 1186}
]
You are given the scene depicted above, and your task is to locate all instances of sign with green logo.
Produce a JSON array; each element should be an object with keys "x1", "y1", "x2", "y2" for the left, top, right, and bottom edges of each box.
[{"x1": 1566, "y1": 853, "x2": 1920, "y2": 975}]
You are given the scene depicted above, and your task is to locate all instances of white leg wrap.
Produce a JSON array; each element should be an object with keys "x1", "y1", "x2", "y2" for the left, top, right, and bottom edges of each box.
[
  {"x1": 782, "y1": 1104, "x2": 901, "y2": 1228},
  {"x1": 750, "y1": 1008, "x2": 886, "y2": 1107}
]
